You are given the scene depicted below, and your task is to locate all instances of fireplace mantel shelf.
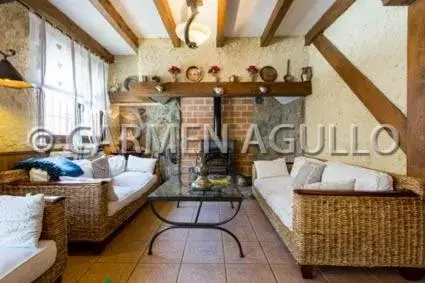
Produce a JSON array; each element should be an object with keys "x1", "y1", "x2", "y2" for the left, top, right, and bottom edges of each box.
[{"x1": 109, "y1": 81, "x2": 312, "y2": 103}]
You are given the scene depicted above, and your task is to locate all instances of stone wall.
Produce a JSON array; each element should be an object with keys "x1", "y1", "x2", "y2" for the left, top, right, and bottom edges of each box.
[{"x1": 0, "y1": 3, "x2": 36, "y2": 153}]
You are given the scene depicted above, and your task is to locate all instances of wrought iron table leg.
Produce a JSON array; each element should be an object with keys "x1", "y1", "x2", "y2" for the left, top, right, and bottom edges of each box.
[
  {"x1": 148, "y1": 226, "x2": 177, "y2": 255},
  {"x1": 216, "y1": 226, "x2": 245, "y2": 258},
  {"x1": 177, "y1": 201, "x2": 180, "y2": 208},
  {"x1": 230, "y1": 201, "x2": 234, "y2": 209}
]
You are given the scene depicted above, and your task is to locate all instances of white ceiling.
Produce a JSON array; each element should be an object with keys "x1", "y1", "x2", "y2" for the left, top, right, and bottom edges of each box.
[{"x1": 49, "y1": 0, "x2": 336, "y2": 55}]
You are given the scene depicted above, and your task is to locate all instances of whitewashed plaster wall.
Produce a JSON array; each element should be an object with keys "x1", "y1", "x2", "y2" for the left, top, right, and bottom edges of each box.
[
  {"x1": 109, "y1": 37, "x2": 309, "y2": 85},
  {"x1": 0, "y1": 3, "x2": 36, "y2": 152},
  {"x1": 305, "y1": 0, "x2": 407, "y2": 174}
]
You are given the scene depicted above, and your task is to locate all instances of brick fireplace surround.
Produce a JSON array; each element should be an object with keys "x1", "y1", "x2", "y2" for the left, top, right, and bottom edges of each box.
[{"x1": 180, "y1": 97, "x2": 254, "y2": 182}]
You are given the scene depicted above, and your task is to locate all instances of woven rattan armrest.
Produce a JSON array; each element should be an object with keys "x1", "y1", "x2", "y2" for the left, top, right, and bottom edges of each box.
[{"x1": 293, "y1": 189, "x2": 417, "y2": 197}]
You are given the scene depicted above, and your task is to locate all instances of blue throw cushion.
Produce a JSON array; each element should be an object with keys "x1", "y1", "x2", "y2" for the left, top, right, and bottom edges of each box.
[{"x1": 15, "y1": 157, "x2": 84, "y2": 181}]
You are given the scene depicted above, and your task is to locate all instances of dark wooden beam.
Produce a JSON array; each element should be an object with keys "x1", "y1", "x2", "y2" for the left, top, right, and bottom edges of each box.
[
  {"x1": 382, "y1": 0, "x2": 416, "y2": 6},
  {"x1": 407, "y1": 0, "x2": 425, "y2": 177},
  {"x1": 153, "y1": 0, "x2": 180, "y2": 48},
  {"x1": 109, "y1": 82, "x2": 312, "y2": 103},
  {"x1": 18, "y1": 0, "x2": 114, "y2": 62},
  {"x1": 313, "y1": 34, "x2": 407, "y2": 152},
  {"x1": 0, "y1": 0, "x2": 16, "y2": 5},
  {"x1": 260, "y1": 0, "x2": 294, "y2": 47},
  {"x1": 89, "y1": 0, "x2": 139, "y2": 52},
  {"x1": 305, "y1": 0, "x2": 356, "y2": 46},
  {"x1": 216, "y1": 0, "x2": 227, "y2": 47}
]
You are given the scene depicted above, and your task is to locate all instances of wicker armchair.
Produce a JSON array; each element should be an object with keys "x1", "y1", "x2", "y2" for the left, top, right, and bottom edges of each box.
[
  {"x1": 36, "y1": 197, "x2": 68, "y2": 283},
  {"x1": 0, "y1": 168, "x2": 161, "y2": 250},
  {"x1": 252, "y1": 165, "x2": 425, "y2": 281}
]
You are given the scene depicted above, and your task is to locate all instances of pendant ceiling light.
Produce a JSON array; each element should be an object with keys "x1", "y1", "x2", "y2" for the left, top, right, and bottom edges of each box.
[
  {"x1": 0, "y1": 49, "x2": 32, "y2": 89},
  {"x1": 175, "y1": 0, "x2": 211, "y2": 49}
]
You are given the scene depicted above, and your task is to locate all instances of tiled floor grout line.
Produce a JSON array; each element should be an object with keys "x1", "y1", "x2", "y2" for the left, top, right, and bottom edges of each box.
[{"x1": 244, "y1": 204, "x2": 286, "y2": 283}]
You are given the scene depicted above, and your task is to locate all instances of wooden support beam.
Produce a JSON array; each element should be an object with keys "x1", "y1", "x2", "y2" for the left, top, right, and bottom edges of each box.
[
  {"x1": 89, "y1": 0, "x2": 139, "y2": 52},
  {"x1": 382, "y1": 0, "x2": 416, "y2": 6},
  {"x1": 17, "y1": 0, "x2": 114, "y2": 62},
  {"x1": 305, "y1": 0, "x2": 356, "y2": 46},
  {"x1": 109, "y1": 82, "x2": 312, "y2": 103},
  {"x1": 313, "y1": 34, "x2": 407, "y2": 153},
  {"x1": 0, "y1": 0, "x2": 16, "y2": 5},
  {"x1": 260, "y1": 0, "x2": 294, "y2": 47},
  {"x1": 153, "y1": 0, "x2": 180, "y2": 48},
  {"x1": 407, "y1": 0, "x2": 425, "y2": 177},
  {"x1": 216, "y1": 0, "x2": 227, "y2": 47}
]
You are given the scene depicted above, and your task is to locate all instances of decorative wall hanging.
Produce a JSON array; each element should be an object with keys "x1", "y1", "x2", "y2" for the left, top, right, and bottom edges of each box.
[
  {"x1": 260, "y1": 66, "x2": 278, "y2": 82},
  {"x1": 186, "y1": 66, "x2": 204, "y2": 82},
  {"x1": 208, "y1": 66, "x2": 221, "y2": 82}
]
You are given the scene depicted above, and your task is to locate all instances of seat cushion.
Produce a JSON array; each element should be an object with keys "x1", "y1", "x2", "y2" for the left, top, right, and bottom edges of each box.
[
  {"x1": 322, "y1": 161, "x2": 393, "y2": 192},
  {"x1": 108, "y1": 173, "x2": 158, "y2": 216},
  {"x1": 254, "y1": 176, "x2": 295, "y2": 230},
  {"x1": 0, "y1": 240, "x2": 57, "y2": 283}
]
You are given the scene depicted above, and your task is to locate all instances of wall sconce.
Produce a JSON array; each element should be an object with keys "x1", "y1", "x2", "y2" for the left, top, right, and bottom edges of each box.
[
  {"x1": 155, "y1": 85, "x2": 164, "y2": 94},
  {"x1": 0, "y1": 49, "x2": 32, "y2": 89},
  {"x1": 213, "y1": 87, "x2": 224, "y2": 96},
  {"x1": 255, "y1": 86, "x2": 268, "y2": 105}
]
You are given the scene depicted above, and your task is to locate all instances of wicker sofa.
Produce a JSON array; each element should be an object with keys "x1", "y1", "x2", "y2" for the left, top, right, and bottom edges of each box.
[
  {"x1": 0, "y1": 163, "x2": 162, "y2": 251},
  {"x1": 0, "y1": 196, "x2": 67, "y2": 283},
  {"x1": 252, "y1": 158, "x2": 425, "y2": 280}
]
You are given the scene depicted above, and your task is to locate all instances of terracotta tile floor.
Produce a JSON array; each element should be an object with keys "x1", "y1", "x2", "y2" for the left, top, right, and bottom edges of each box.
[{"x1": 64, "y1": 200, "x2": 417, "y2": 283}]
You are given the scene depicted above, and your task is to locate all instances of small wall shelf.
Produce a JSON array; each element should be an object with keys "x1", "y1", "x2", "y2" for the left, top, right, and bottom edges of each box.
[{"x1": 109, "y1": 81, "x2": 312, "y2": 103}]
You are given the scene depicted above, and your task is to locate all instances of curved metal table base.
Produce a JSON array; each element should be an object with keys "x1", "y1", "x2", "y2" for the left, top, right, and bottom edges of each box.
[{"x1": 148, "y1": 200, "x2": 245, "y2": 258}]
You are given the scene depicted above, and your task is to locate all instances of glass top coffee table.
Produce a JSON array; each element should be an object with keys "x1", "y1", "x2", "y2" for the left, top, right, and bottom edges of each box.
[{"x1": 148, "y1": 177, "x2": 245, "y2": 258}]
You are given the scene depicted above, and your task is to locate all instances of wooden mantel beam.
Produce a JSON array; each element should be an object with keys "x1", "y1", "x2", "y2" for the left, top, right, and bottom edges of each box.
[
  {"x1": 313, "y1": 34, "x2": 407, "y2": 152},
  {"x1": 18, "y1": 0, "x2": 114, "y2": 62},
  {"x1": 109, "y1": 82, "x2": 312, "y2": 103},
  {"x1": 382, "y1": 0, "x2": 416, "y2": 6},
  {"x1": 0, "y1": 0, "x2": 16, "y2": 5},
  {"x1": 153, "y1": 0, "x2": 181, "y2": 48},
  {"x1": 260, "y1": 0, "x2": 294, "y2": 47},
  {"x1": 305, "y1": 0, "x2": 356, "y2": 46},
  {"x1": 216, "y1": 0, "x2": 227, "y2": 47},
  {"x1": 89, "y1": 0, "x2": 139, "y2": 52}
]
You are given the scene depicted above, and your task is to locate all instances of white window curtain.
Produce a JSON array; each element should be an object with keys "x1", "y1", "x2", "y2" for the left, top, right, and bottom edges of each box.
[{"x1": 28, "y1": 12, "x2": 109, "y2": 144}]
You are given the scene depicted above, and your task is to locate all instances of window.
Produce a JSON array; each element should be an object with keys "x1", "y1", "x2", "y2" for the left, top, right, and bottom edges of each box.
[{"x1": 29, "y1": 14, "x2": 109, "y2": 143}]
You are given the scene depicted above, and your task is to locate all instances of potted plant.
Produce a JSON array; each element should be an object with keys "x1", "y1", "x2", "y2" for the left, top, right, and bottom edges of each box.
[
  {"x1": 168, "y1": 66, "x2": 182, "y2": 82},
  {"x1": 208, "y1": 65, "x2": 221, "y2": 82},
  {"x1": 246, "y1": 65, "x2": 259, "y2": 82}
]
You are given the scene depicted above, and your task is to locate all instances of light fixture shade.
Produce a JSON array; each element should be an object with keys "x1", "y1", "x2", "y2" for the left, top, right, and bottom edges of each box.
[
  {"x1": 176, "y1": 21, "x2": 211, "y2": 47},
  {"x1": 0, "y1": 58, "x2": 32, "y2": 89}
]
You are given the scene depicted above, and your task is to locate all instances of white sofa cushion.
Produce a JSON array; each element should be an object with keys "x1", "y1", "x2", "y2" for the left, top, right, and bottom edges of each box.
[
  {"x1": 126, "y1": 155, "x2": 157, "y2": 174},
  {"x1": 72, "y1": 159, "x2": 93, "y2": 178},
  {"x1": 291, "y1": 156, "x2": 325, "y2": 178},
  {"x1": 303, "y1": 180, "x2": 356, "y2": 191},
  {"x1": 0, "y1": 240, "x2": 56, "y2": 283},
  {"x1": 322, "y1": 161, "x2": 393, "y2": 192},
  {"x1": 254, "y1": 176, "x2": 295, "y2": 230},
  {"x1": 0, "y1": 194, "x2": 45, "y2": 248},
  {"x1": 254, "y1": 158, "x2": 289, "y2": 179},
  {"x1": 108, "y1": 155, "x2": 126, "y2": 177},
  {"x1": 108, "y1": 172, "x2": 158, "y2": 216}
]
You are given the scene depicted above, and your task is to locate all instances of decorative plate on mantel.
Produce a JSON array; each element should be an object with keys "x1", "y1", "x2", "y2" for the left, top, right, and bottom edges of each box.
[
  {"x1": 259, "y1": 66, "x2": 278, "y2": 82},
  {"x1": 186, "y1": 66, "x2": 204, "y2": 82}
]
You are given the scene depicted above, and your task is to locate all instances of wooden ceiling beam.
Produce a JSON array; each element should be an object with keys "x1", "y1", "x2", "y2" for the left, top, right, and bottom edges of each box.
[
  {"x1": 305, "y1": 0, "x2": 356, "y2": 46},
  {"x1": 313, "y1": 34, "x2": 407, "y2": 152},
  {"x1": 153, "y1": 0, "x2": 181, "y2": 48},
  {"x1": 17, "y1": 0, "x2": 114, "y2": 62},
  {"x1": 260, "y1": 0, "x2": 294, "y2": 47},
  {"x1": 89, "y1": 0, "x2": 139, "y2": 52},
  {"x1": 382, "y1": 0, "x2": 416, "y2": 5},
  {"x1": 216, "y1": 0, "x2": 227, "y2": 47}
]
